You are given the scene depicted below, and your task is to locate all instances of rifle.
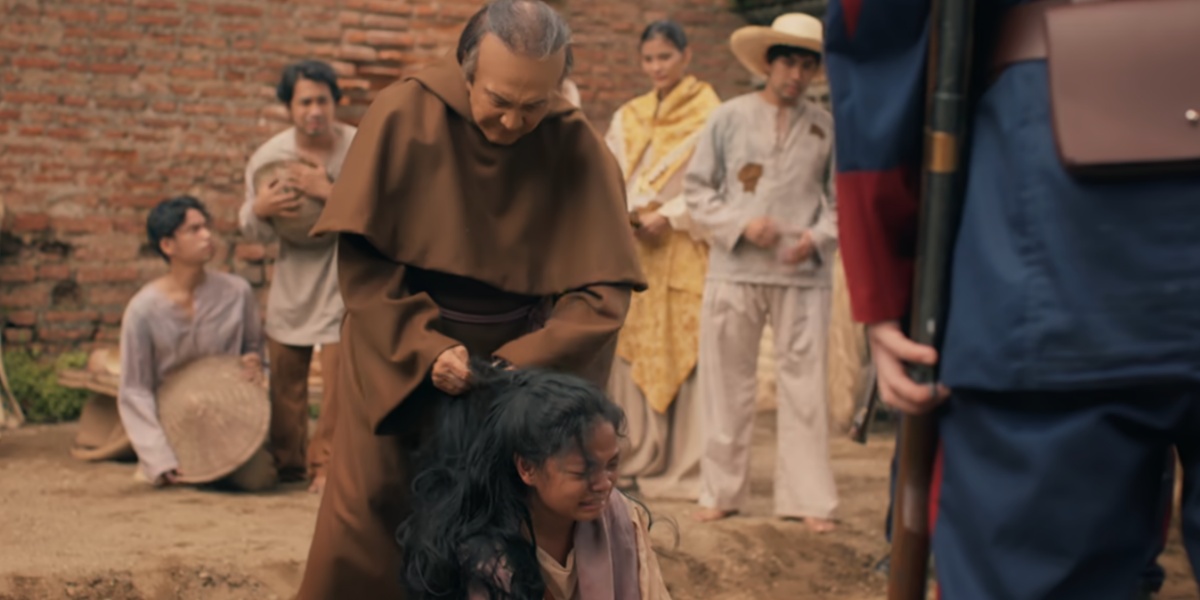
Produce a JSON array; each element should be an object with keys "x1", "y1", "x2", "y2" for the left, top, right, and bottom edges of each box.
[{"x1": 888, "y1": 0, "x2": 976, "y2": 598}]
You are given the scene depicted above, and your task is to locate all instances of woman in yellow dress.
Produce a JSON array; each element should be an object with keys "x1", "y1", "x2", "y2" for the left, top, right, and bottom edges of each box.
[{"x1": 604, "y1": 20, "x2": 721, "y2": 501}]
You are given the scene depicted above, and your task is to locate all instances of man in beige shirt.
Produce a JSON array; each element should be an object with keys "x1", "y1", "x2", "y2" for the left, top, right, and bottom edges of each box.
[
  {"x1": 684, "y1": 14, "x2": 838, "y2": 531},
  {"x1": 240, "y1": 60, "x2": 356, "y2": 494}
]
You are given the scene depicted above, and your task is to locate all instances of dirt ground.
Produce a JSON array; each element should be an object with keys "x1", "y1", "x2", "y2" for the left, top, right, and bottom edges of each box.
[{"x1": 1, "y1": 414, "x2": 1196, "y2": 600}]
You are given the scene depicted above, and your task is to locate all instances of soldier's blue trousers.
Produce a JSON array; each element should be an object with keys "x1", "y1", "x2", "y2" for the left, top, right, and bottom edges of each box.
[{"x1": 932, "y1": 387, "x2": 1200, "y2": 599}]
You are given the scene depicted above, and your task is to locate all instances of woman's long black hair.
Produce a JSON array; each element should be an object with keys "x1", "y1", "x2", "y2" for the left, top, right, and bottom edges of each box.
[{"x1": 397, "y1": 359, "x2": 627, "y2": 600}]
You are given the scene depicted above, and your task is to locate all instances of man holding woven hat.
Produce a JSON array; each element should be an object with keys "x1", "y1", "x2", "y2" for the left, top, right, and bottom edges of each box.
[
  {"x1": 119, "y1": 195, "x2": 275, "y2": 491},
  {"x1": 684, "y1": 12, "x2": 838, "y2": 531}
]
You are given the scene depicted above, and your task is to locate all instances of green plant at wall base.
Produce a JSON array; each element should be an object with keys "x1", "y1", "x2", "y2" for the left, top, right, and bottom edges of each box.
[{"x1": 4, "y1": 349, "x2": 90, "y2": 423}]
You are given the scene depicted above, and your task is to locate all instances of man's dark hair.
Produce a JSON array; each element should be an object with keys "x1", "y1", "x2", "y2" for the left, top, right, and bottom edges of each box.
[
  {"x1": 456, "y1": 0, "x2": 574, "y2": 83},
  {"x1": 147, "y1": 195, "x2": 209, "y2": 261},
  {"x1": 276, "y1": 59, "x2": 343, "y2": 105},
  {"x1": 640, "y1": 19, "x2": 688, "y2": 51},
  {"x1": 767, "y1": 44, "x2": 822, "y2": 67}
]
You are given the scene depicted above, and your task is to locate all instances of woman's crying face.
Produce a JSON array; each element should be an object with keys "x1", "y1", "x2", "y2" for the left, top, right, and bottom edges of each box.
[{"x1": 518, "y1": 419, "x2": 621, "y2": 522}]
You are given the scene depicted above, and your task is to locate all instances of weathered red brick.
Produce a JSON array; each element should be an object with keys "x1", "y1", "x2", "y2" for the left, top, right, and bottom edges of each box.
[
  {"x1": 337, "y1": 44, "x2": 378, "y2": 62},
  {"x1": 90, "y1": 63, "x2": 140, "y2": 75},
  {"x1": 4, "y1": 328, "x2": 33, "y2": 343},
  {"x1": 365, "y1": 30, "x2": 414, "y2": 48},
  {"x1": 52, "y1": 216, "x2": 113, "y2": 234},
  {"x1": 364, "y1": 0, "x2": 411, "y2": 15},
  {"x1": 168, "y1": 66, "x2": 214, "y2": 79},
  {"x1": 301, "y1": 25, "x2": 342, "y2": 42},
  {"x1": 13, "y1": 57, "x2": 62, "y2": 70},
  {"x1": 86, "y1": 286, "x2": 137, "y2": 307},
  {"x1": 4, "y1": 311, "x2": 37, "y2": 327},
  {"x1": 133, "y1": 0, "x2": 177, "y2": 9},
  {"x1": 53, "y1": 8, "x2": 102, "y2": 22},
  {"x1": 38, "y1": 324, "x2": 97, "y2": 342},
  {"x1": 76, "y1": 266, "x2": 139, "y2": 284},
  {"x1": 4, "y1": 91, "x2": 58, "y2": 104},
  {"x1": 362, "y1": 13, "x2": 409, "y2": 30},
  {"x1": 134, "y1": 14, "x2": 182, "y2": 26},
  {"x1": 38, "y1": 265, "x2": 72, "y2": 280},
  {"x1": 0, "y1": 265, "x2": 38, "y2": 283},
  {"x1": 96, "y1": 97, "x2": 147, "y2": 111},
  {"x1": 100, "y1": 310, "x2": 125, "y2": 325},
  {"x1": 73, "y1": 238, "x2": 141, "y2": 262},
  {"x1": 0, "y1": 285, "x2": 50, "y2": 308},
  {"x1": 213, "y1": 3, "x2": 262, "y2": 16},
  {"x1": 10, "y1": 213, "x2": 50, "y2": 233},
  {"x1": 44, "y1": 310, "x2": 100, "y2": 323}
]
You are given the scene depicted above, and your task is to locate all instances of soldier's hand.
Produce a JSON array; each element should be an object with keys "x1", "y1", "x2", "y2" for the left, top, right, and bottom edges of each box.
[
  {"x1": 744, "y1": 217, "x2": 780, "y2": 248},
  {"x1": 432, "y1": 345, "x2": 471, "y2": 395},
  {"x1": 867, "y1": 321, "x2": 950, "y2": 414}
]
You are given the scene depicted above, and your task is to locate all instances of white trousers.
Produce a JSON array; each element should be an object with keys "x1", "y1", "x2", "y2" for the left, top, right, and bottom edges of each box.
[{"x1": 697, "y1": 281, "x2": 838, "y2": 519}]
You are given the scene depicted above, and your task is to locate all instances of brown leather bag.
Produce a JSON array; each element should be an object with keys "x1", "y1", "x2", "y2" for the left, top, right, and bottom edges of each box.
[{"x1": 995, "y1": 0, "x2": 1200, "y2": 179}]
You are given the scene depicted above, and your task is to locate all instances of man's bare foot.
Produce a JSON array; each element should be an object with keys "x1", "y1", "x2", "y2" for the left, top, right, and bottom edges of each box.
[
  {"x1": 780, "y1": 516, "x2": 836, "y2": 533},
  {"x1": 802, "y1": 517, "x2": 836, "y2": 533},
  {"x1": 307, "y1": 472, "x2": 326, "y2": 495},
  {"x1": 692, "y1": 508, "x2": 738, "y2": 522}
]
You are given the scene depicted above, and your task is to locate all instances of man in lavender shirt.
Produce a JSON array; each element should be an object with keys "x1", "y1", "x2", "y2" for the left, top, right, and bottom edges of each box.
[{"x1": 118, "y1": 196, "x2": 268, "y2": 488}]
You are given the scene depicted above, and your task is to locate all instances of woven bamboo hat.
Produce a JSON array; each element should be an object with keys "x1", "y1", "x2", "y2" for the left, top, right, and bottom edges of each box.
[
  {"x1": 271, "y1": 194, "x2": 330, "y2": 248},
  {"x1": 63, "y1": 346, "x2": 134, "y2": 462},
  {"x1": 156, "y1": 355, "x2": 270, "y2": 484},
  {"x1": 252, "y1": 159, "x2": 334, "y2": 249},
  {"x1": 730, "y1": 13, "x2": 824, "y2": 78}
]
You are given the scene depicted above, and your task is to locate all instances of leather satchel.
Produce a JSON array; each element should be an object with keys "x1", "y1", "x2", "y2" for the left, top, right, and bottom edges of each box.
[{"x1": 1042, "y1": 0, "x2": 1200, "y2": 178}]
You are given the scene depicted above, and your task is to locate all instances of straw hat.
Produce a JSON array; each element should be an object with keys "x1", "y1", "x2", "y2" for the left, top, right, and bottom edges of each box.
[
  {"x1": 156, "y1": 355, "x2": 270, "y2": 484},
  {"x1": 64, "y1": 346, "x2": 133, "y2": 462},
  {"x1": 730, "y1": 13, "x2": 825, "y2": 78},
  {"x1": 270, "y1": 194, "x2": 332, "y2": 248}
]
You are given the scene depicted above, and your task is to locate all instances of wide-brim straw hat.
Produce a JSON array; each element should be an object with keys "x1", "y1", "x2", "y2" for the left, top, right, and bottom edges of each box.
[
  {"x1": 156, "y1": 355, "x2": 270, "y2": 484},
  {"x1": 730, "y1": 13, "x2": 825, "y2": 79},
  {"x1": 62, "y1": 346, "x2": 133, "y2": 461}
]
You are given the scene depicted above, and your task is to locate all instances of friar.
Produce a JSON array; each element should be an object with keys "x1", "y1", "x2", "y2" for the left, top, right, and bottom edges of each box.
[{"x1": 294, "y1": 1, "x2": 646, "y2": 598}]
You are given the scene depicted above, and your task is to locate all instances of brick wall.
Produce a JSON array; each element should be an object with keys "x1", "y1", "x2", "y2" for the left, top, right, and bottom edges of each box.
[{"x1": 0, "y1": 0, "x2": 752, "y2": 349}]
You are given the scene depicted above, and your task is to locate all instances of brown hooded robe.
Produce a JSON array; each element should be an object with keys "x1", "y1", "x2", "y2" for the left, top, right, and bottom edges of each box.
[{"x1": 295, "y1": 60, "x2": 647, "y2": 600}]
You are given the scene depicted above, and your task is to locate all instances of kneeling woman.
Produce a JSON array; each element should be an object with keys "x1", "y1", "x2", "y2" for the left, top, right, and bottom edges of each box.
[{"x1": 398, "y1": 364, "x2": 672, "y2": 600}]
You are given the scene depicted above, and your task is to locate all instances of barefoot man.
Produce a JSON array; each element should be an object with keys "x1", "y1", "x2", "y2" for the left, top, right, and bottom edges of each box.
[
  {"x1": 685, "y1": 13, "x2": 838, "y2": 532},
  {"x1": 240, "y1": 60, "x2": 355, "y2": 494}
]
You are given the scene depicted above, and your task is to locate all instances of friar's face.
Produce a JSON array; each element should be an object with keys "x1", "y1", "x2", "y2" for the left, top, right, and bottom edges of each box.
[{"x1": 467, "y1": 34, "x2": 566, "y2": 146}]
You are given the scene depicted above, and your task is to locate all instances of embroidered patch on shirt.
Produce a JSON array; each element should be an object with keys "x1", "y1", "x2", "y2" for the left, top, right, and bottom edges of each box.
[{"x1": 738, "y1": 163, "x2": 764, "y2": 193}]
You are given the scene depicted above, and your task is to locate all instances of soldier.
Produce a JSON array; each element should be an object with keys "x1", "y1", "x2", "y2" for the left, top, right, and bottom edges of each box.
[{"x1": 825, "y1": 1, "x2": 1200, "y2": 598}]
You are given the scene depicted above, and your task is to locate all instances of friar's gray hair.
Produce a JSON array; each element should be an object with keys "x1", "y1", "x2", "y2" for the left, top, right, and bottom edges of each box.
[{"x1": 456, "y1": 0, "x2": 574, "y2": 83}]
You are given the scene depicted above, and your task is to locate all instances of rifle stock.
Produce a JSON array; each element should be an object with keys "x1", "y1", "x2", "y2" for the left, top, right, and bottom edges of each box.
[{"x1": 888, "y1": 0, "x2": 975, "y2": 598}]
